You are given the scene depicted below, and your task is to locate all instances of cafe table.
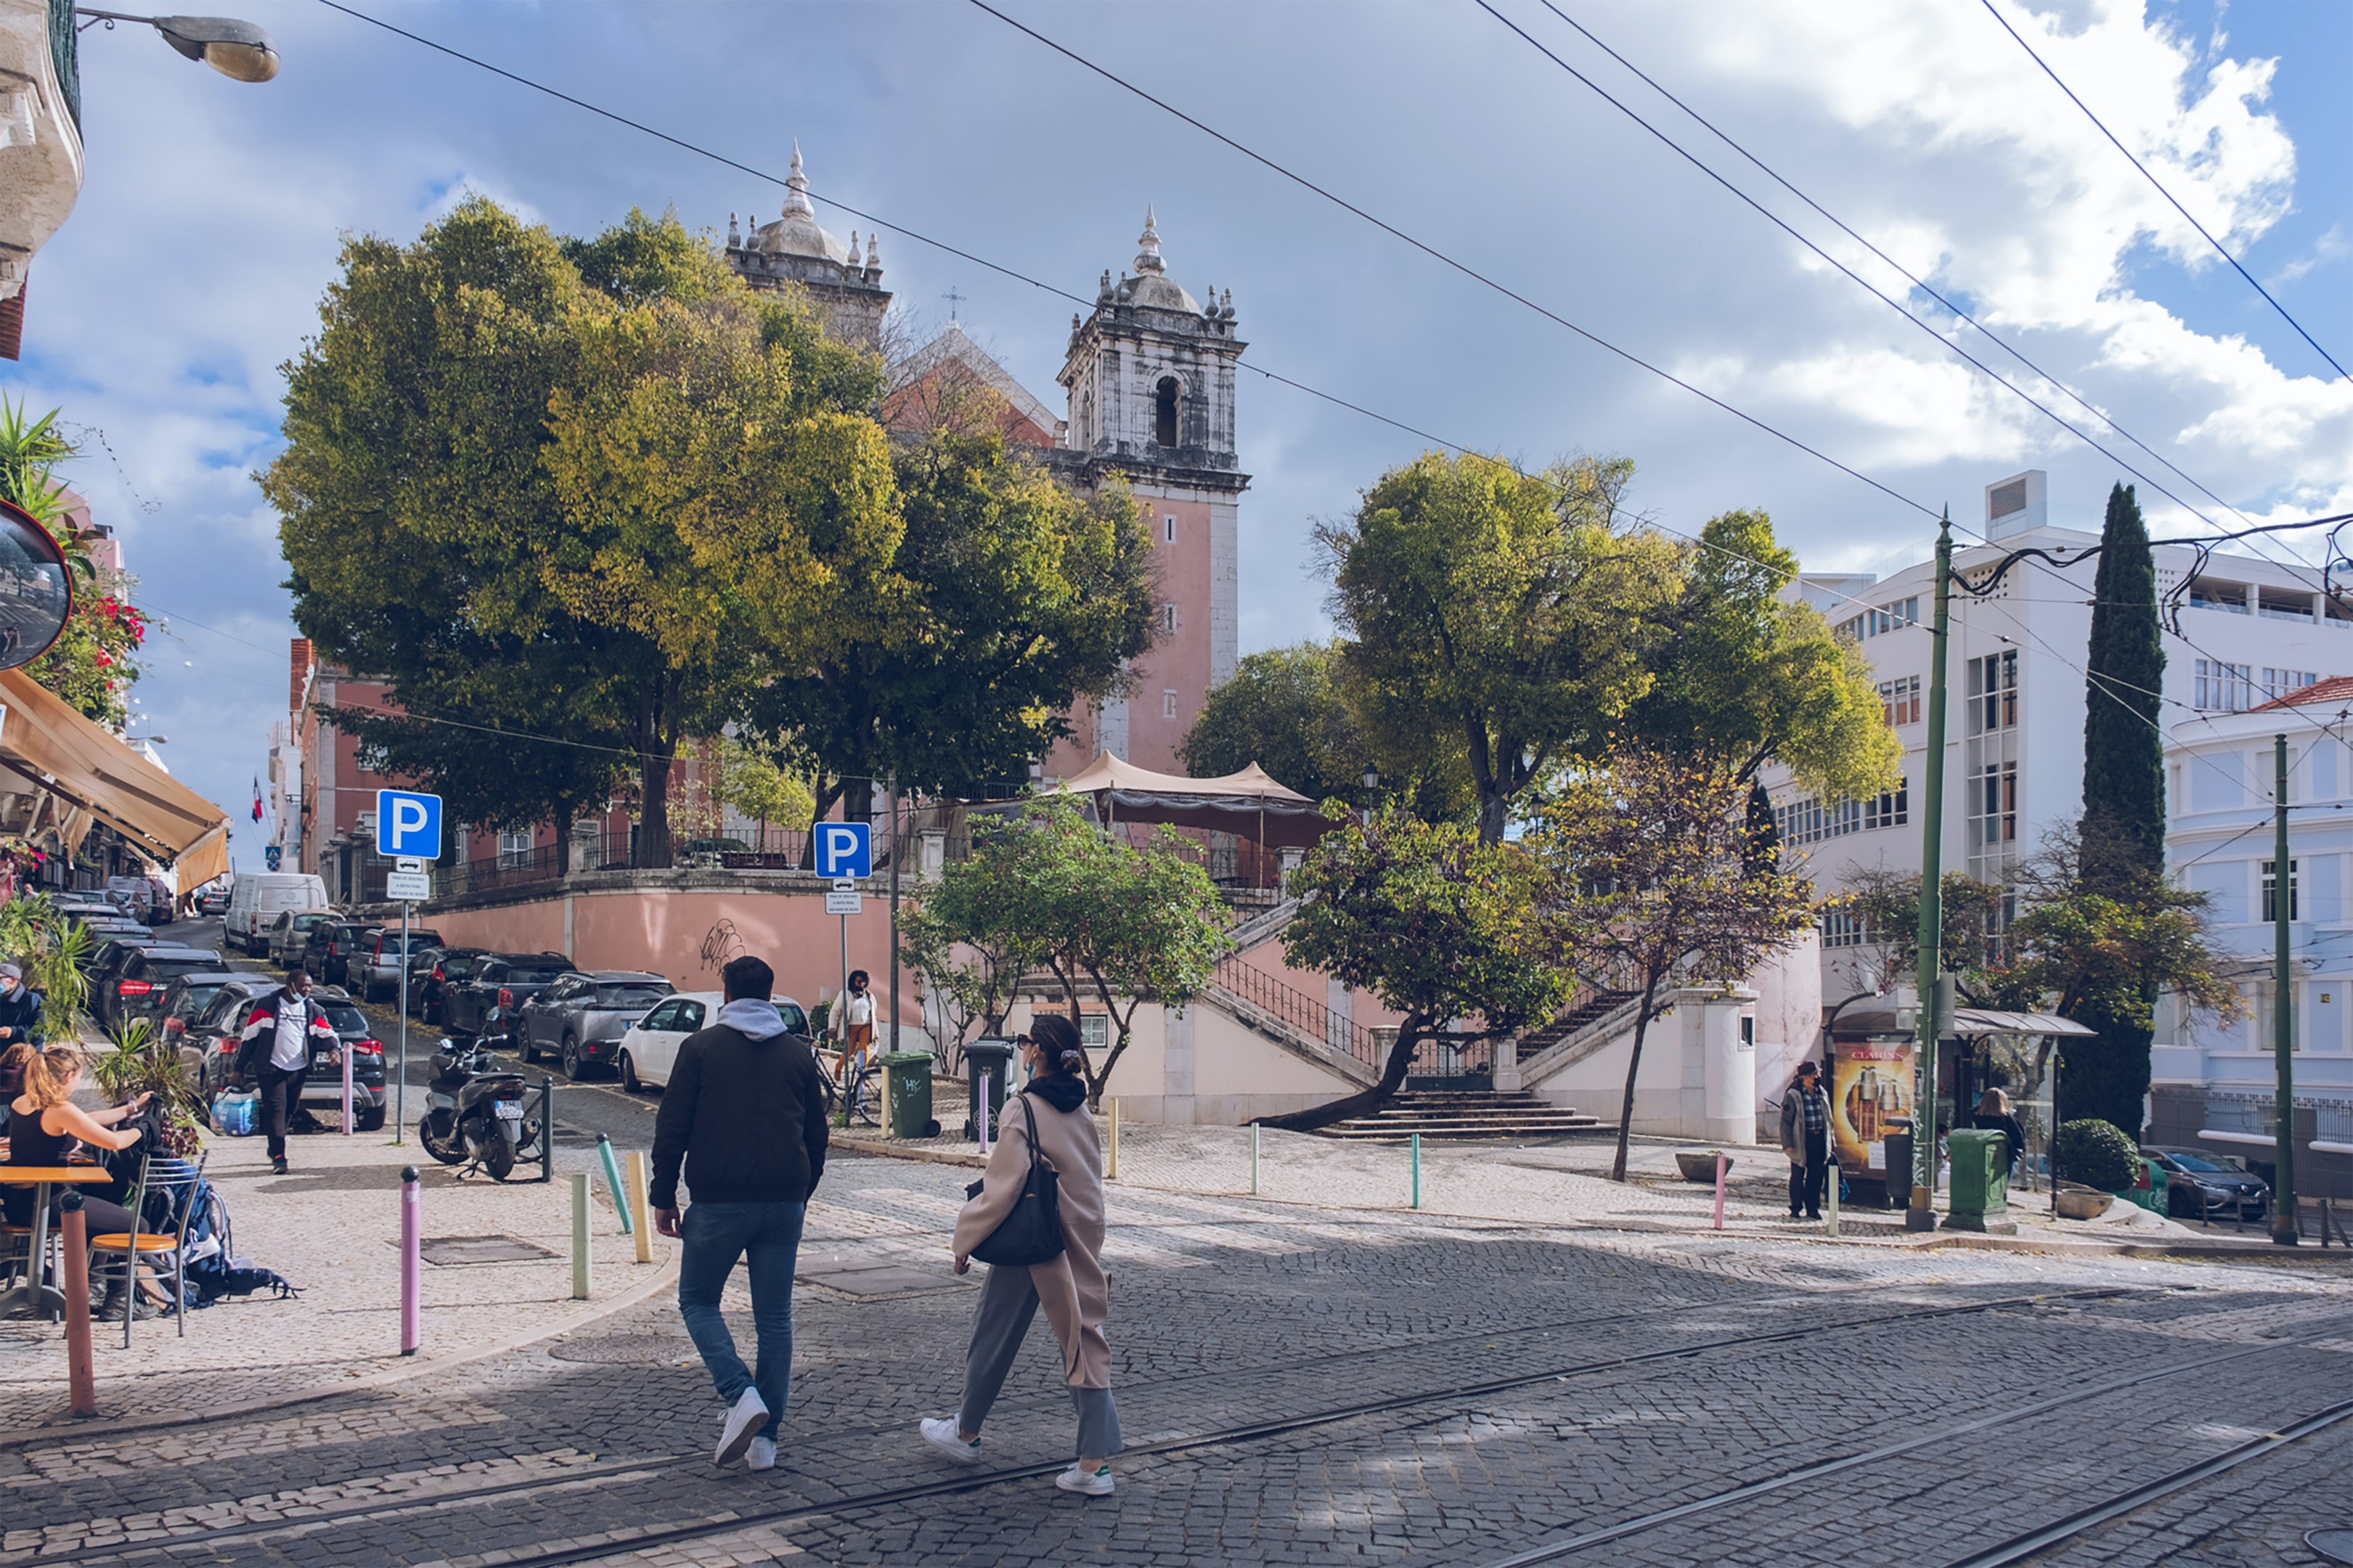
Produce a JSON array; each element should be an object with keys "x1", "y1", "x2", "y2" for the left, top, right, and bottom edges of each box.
[{"x1": 0, "y1": 1163, "x2": 115, "y2": 1318}]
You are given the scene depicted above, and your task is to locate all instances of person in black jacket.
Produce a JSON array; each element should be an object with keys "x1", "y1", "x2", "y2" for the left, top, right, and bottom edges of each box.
[
  {"x1": 651, "y1": 952, "x2": 831, "y2": 1474},
  {"x1": 0, "y1": 963, "x2": 44, "y2": 1052},
  {"x1": 232, "y1": 971, "x2": 340, "y2": 1175}
]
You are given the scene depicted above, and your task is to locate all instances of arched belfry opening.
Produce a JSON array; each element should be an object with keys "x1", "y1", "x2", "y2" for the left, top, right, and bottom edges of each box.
[{"x1": 1154, "y1": 376, "x2": 1180, "y2": 447}]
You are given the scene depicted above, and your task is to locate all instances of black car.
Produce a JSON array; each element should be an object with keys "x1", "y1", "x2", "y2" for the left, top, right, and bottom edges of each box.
[
  {"x1": 440, "y1": 953, "x2": 576, "y2": 1042},
  {"x1": 412, "y1": 947, "x2": 492, "y2": 1026},
  {"x1": 181, "y1": 978, "x2": 272, "y2": 1097},
  {"x1": 305, "y1": 920, "x2": 383, "y2": 988},
  {"x1": 102, "y1": 947, "x2": 228, "y2": 1034},
  {"x1": 186, "y1": 982, "x2": 389, "y2": 1130},
  {"x1": 155, "y1": 970, "x2": 245, "y2": 1057},
  {"x1": 2147, "y1": 1147, "x2": 2272, "y2": 1223},
  {"x1": 83, "y1": 936, "x2": 174, "y2": 1000}
]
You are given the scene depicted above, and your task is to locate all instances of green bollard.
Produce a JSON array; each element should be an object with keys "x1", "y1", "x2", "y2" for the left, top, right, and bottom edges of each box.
[
  {"x1": 598, "y1": 1133, "x2": 632, "y2": 1236},
  {"x1": 1411, "y1": 1132, "x2": 1422, "y2": 1210},
  {"x1": 569, "y1": 1172, "x2": 592, "y2": 1300}
]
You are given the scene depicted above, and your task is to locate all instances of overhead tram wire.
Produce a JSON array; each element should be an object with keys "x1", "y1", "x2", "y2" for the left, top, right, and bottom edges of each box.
[
  {"x1": 964, "y1": 0, "x2": 1940, "y2": 523},
  {"x1": 1512, "y1": 0, "x2": 2271, "y2": 535},
  {"x1": 1978, "y1": 0, "x2": 2350, "y2": 385},
  {"x1": 1472, "y1": 0, "x2": 2245, "y2": 542}
]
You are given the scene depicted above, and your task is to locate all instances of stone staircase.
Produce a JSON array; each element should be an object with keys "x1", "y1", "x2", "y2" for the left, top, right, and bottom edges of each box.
[
  {"x1": 1517, "y1": 988, "x2": 1641, "y2": 1055},
  {"x1": 1314, "y1": 1089, "x2": 1610, "y2": 1142}
]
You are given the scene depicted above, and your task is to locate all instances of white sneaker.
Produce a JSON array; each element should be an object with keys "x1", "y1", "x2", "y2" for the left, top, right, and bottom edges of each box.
[
  {"x1": 1055, "y1": 1461, "x2": 1114, "y2": 1496},
  {"x1": 745, "y1": 1437, "x2": 776, "y2": 1472},
  {"x1": 715, "y1": 1388, "x2": 768, "y2": 1466},
  {"x1": 920, "y1": 1416, "x2": 982, "y2": 1464}
]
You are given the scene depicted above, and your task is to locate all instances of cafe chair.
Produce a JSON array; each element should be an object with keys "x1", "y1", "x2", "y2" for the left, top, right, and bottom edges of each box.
[{"x1": 88, "y1": 1152, "x2": 205, "y2": 1343}]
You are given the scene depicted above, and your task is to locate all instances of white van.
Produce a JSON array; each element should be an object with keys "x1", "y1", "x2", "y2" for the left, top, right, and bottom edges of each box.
[{"x1": 225, "y1": 873, "x2": 330, "y2": 955}]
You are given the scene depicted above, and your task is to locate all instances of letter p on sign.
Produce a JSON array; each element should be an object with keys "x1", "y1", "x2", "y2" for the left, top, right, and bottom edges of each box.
[
  {"x1": 375, "y1": 789, "x2": 444, "y2": 859},
  {"x1": 815, "y1": 822, "x2": 871, "y2": 878}
]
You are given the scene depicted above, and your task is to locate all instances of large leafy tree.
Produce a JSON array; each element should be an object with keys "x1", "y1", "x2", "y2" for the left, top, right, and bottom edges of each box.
[
  {"x1": 748, "y1": 430, "x2": 1155, "y2": 833},
  {"x1": 1178, "y1": 641, "x2": 1472, "y2": 821},
  {"x1": 1534, "y1": 751, "x2": 1816, "y2": 1182},
  {"x1": 1624, "y1": 508, "x2": 1899, "y2": 796},
  {"x1": 1321, "y1": 452, "x2": 1681, "y2": 843},
  {"x1": 1263, "y1": 806, "x2": 1576, "y2": 1132}
]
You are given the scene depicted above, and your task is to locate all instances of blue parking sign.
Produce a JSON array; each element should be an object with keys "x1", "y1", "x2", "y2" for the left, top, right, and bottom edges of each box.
[
  {"x1": 375, "y1": 789, "x2": 444, "y2": 859},
  {"x1": 814, "y1": 821, "x2": 871, "y2": 878}
]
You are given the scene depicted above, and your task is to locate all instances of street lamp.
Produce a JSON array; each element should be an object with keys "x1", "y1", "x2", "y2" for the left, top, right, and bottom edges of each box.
[
  {"x1": 1361, "y1": 768, "x2": 1379, "y2": 825},
  {"x1": 76, "y1": 11, "x2": 281, "y2": 82}
]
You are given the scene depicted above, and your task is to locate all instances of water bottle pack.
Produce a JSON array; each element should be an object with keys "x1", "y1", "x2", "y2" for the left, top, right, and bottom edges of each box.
[{"x1": 211, "y1": 1087, "x2": 260, "y2": 1138}]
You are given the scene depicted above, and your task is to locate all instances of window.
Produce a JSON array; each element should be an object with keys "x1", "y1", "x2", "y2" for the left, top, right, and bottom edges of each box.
[
  {"x1": 497, "y1": 828, "x2": 533, "y2": 868},
  {"x1": 1164, "y1": 514, "x2": 1177, "y2": 543},
  {"x1": 1819, "y1": 909, "x2": 1872, "y2": 948},
  {"x1": 1162, "y1": 690, "x2": 1178, "y2": 719},
  {"x1": 1968, "y1": 651, "x2": 2017, "y2": 732},
  {"x1": 2262, "y1": 859, "x2": 2300, "y2": 923},
  {"x1": 1153, "y1": 377, "x2": 1180, "y2": 446},
  {"x1": 640, "y1": 1000, "x2": 680, "y2": 1032},
  {"x1": 1877, "y1": 675, "x2": 1922, "y2": 727},
  {"x1": 677, "y1": 1001, "x2": 706, "y2": 1031},
  {"x1": 2194, "y1": 659, "x2": 2254, "y2": 712},
  {"x1": 1977, "y1": 760, "x2": 2018, "y2": 844},
  {"x1": 2262, "y1": 668, "x2": 2317, "y2": 703},
  {"x1": 2187, "y1": 579, "x2": 2248, "y2": 614},
  {"x1": 1162, "y1": 603, "x2": 1179, "y2": 634},
  {"x1": 1078, "y1": 1013, "x2": 1109, "y2": 1049},
  {"x1": 1863, "y1": 777, "x2": 1909, "y2": 830},
  {"x1": 1833, "y1": 597, "x2": 1921, "y2": 644}
]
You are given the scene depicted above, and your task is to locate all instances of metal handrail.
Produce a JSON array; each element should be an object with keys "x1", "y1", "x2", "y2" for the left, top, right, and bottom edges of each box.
[{"x1": 1212, "y1": 955, "x2": 1381, "y2": 1070}]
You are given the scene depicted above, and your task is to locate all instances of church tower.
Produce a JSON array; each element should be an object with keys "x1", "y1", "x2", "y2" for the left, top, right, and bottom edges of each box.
[
  {"x1": 723, "y1": 144, "x2": 892, "y2": 349},
  {"x1": 1048, "y1": 209, "x2": 1248, "y2": 775}
]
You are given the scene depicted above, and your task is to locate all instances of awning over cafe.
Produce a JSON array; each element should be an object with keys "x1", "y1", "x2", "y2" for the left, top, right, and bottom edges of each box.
[
  {"x1": 1831, "y1": 1001, "x2": 2097, "y2": 1040},
  {"x1": 1029, "y1": 750, "x2": 1333, "y2": 849},
  {"x1": 0, "y1": 669, "x2": 230, "y2": 886}
]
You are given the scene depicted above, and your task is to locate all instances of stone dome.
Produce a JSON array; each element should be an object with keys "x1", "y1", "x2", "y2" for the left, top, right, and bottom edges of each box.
[{"x1": 751, "y1": 143, "x2": 852, "y2": 263}]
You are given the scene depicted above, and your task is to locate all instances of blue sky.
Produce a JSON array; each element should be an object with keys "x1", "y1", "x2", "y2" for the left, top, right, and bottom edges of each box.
[{"x1": 6, "y1": 0, "x2": 2347, "y2": 855}]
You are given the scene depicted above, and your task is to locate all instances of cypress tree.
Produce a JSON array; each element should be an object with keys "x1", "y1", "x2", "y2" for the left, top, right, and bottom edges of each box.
[{"x1": 2063, "y1": 483, "x2": 2167, "y2": 1135}]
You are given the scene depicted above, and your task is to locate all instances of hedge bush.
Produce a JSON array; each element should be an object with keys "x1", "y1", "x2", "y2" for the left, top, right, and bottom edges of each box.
[{"x1": 2055, "y1": 1118, "x2": 2141, "y2": 1192}]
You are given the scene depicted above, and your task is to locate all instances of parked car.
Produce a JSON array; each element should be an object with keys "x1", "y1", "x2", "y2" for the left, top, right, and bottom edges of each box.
[
  {"x1": 305, "y1": 919, "x2": 383, "y2": 988},
  {"x1": 53, "y1": 898, "x2": 116, "y2": 920},
  {"x1": 225, "y1": 872, "x2": 330, "y2": 955},
  {"x1": 439, "y1": 953, "x2": 575, "y2": 1041},
  {"x1": 154, "y1": 970, "x2": 245, "y2": 1056},
  {"x1": 613, "y1": 990, "x2": 810, "y2": 1093},
  {"x1": 83, "y1": 935, "x2": 174, "y2": 997},
  {"x1": 2145, "y1": 1147, "x2": 2272, "y2": 1223},
  {"x1": 404, "y1": 944, "x2": 447, "y2": 1016},
  {"x1": 75, "y1": 915, "x2": 149, "y2": 944},
  {"x1": 266, "y1": 909, "x2": 340, "y2": 969},
  {"x1": 515, "y1": 971, "x2": 673, "y2": 1082},
  {"x1": 195, "y1": 883, "x2": 231, "y2": 916},
  {"x1": 186, "y1": 981, "x2": 388, "y2": 1130},
  {"x1": 356, "y1": 926, "x2": 446, "y2": 1003},
  {"x1": 412, "y1": 947, "x2": 492, "y2": 1026},
  {"x1": 100, "y1": 947, "x2": 228, "y2": 1034}
]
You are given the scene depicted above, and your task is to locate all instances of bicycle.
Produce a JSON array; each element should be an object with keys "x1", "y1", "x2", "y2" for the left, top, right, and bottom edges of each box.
[{"x1": 817, "y1": 1042, "x2": 881, "y2": 1129}]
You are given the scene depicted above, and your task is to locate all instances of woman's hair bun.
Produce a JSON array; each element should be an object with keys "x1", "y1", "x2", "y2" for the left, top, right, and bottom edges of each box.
[
  {"x1": 1028, "y1": 1013, "x2": 1084, "y2": 1071},
  {"x1": 1058, "y1": 1048, "x2": 1088, "y2": 1077}
]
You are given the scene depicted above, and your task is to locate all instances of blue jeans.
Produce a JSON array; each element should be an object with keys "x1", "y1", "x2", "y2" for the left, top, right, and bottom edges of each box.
[{"x1": 677, "y1": 1200, "x2": 807, "y2": 1439}]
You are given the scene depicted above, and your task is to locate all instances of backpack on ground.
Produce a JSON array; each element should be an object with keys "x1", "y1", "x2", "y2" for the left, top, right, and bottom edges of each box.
[{"x1": 171, "y1": 1177, "x2": 301, "y2": 1303}]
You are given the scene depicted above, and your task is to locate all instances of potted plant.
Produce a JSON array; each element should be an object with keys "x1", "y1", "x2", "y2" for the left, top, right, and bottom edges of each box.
[
  {"x1": 91, "y1": 1017, "x2": 208, "y2": 1159},
  {"x1": 2052, "y1": 1119, "x2": 2139, "y2": 1220}
]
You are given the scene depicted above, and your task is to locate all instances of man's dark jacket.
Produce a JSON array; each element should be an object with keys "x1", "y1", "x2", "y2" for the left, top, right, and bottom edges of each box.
[
  {"x1": 650, "y1": 1019, "x2": 830, "y2": 1209},
  {"x1": 0, "y1": 984, "x2": 44, "y2": 1045},
  {"x1": 232, "y1": 987, "x2": 337, "y2": 1080}
]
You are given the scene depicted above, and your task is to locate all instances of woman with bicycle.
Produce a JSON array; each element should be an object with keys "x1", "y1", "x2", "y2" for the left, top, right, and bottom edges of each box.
[{"x1": 918, "y1": 1013, "x2": 1122, "y2": 1495}]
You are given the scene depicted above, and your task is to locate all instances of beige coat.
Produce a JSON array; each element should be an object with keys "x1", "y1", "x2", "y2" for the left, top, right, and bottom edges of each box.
[{"x1": 951, "y1": 1088, "x2": 1111, "y2": 1389}]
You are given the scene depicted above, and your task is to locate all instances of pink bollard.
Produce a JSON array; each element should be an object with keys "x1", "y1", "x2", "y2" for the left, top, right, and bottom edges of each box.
[
  {"x1": 399, "y1": 1166, "x2": 420, "y2": 1355},
  {"x1": 978, "y1": 1072, "x2": 992, "y2": 1156},
  {"x1": 342, "y1": 1044, "x2": 354, "y2": 1136},
  {"x1": 1713, "y1": 1153, "x2": 1726, "y2": 1230}
]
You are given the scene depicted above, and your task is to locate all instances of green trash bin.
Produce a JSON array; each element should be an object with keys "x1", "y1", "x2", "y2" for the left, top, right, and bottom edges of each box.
[
  {"x1": 882, "y1": 1052, "x2": 937, "y2": 1140},
  {"x1": 1944, "y1": 1128, "x2": 2015, "y2": 1233},
  {"x1": 963, "y1": 1039, "x2": 1016, "y2": 1143}
]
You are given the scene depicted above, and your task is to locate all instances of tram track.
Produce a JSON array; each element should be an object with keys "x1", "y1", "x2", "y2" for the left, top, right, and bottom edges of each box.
[{"x1": 5, "y1": 1284, "x2": 2193, "y2": 1568}]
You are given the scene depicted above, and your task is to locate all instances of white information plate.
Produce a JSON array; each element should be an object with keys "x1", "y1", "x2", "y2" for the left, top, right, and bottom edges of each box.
[
  {"x1": 385, "y1": 871, "x2": 432, "y2": 902},
  {"x1": 824, "y1": 889, "x2": 864, "y2": 916}
]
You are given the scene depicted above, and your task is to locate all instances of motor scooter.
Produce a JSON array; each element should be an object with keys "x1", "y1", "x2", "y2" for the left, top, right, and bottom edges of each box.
[{"x1": 418, "y1": 1037, "x2": 541, "y2": 1181}]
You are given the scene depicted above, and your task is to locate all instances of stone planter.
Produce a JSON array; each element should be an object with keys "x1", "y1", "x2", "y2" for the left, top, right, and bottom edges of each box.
[
  {"x1": 2054, "y1": 1188, "x2": 2115, "y2": 1220},
  {"x1": 1675, "y1": 1151, "x2": 1732, "y2": 1183}
]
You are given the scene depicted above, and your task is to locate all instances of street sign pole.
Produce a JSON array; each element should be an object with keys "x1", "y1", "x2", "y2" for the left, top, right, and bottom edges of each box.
[
  {"x1": 396, "y1": 900, "x2": 409, "y2": 1144},
  {"x1": 2273, "y1": 733, "x2": 2299, "y2": 1246}
]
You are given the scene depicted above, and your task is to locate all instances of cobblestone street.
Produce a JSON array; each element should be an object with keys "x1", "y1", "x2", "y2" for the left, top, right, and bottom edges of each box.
[{"x1": 4, "y1": 1146, "x2": 2348, "y2": 1568}]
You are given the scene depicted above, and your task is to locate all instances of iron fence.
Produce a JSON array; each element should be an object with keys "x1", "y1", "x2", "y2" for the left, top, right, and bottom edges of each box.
[{"x1": 1212, "y1": 955, "x2": 1381, "y2": 1071}]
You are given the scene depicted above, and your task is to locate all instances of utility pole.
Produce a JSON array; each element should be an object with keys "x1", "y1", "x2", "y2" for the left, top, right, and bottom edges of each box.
[
  {"x1": 887, "y1": 779, "x2": 902, "y2": 1054},
  {"x1": 2272, "y1": 733, "x2": 2298, "y2": 1246},
  {"x1": 1909, "y1": 511, "x2": 1954, "y2": 1232}
]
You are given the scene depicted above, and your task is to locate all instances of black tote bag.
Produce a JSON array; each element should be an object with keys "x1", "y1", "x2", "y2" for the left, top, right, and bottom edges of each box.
[{"x1": 965, "y1": 1095, "x2": 1067, "y2": 1267}]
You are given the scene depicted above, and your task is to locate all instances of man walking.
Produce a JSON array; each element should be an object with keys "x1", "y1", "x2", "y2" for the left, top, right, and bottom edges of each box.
[
  {"x1": 1780, "y1": 1061, "x2": 1834, "y2": 1221},
  {"x1": 652, "y1": 954, "x2": 831, "y2": 1471},
  {"x1": 233, "y1": 969, "x2": 338, "y2": 1175}
]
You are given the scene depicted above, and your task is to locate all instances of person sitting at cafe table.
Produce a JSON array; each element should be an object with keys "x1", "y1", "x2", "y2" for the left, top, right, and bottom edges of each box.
[{"x1": 6, "y1": 1047, "x2": 155, "y2": 1314}]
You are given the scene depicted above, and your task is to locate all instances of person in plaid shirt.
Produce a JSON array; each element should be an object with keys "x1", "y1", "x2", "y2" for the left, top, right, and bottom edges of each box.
[{"x1": 1779, "y1": 1061, "x2": 1834, "y2": 1221}]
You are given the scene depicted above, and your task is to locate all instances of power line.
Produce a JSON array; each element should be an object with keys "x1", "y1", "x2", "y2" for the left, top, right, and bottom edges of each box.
[
  {"x1": 1976, "y1": 0, "x2": 2349, "y2": 384},
  {"x1": 1511, "y1": 0, "x2": 2265, "y2": 537},
  {"x1": 1476, "y1": 0, "x2": 2243, "y2": 541},
  {"x1": 965, "y1": 0, "x2": 1939, "y2": 520}
]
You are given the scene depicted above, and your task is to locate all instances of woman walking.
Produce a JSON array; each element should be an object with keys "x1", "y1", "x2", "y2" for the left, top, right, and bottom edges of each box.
[
  {"x1": 833, "y1": 970, "x2": 877, "y2": 1080},
  {"x1": 920, "y1": 1014, "x2": 1122, "y2": 1495}
]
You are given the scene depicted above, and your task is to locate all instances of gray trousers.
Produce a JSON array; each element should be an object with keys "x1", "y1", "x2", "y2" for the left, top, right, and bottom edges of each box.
[{"x1": 958, "y1": 1261, "x2": 1123, "y2": 1461}]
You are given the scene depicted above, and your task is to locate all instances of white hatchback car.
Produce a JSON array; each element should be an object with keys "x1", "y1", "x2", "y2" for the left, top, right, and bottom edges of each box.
[{"x1": 614, "y1": 990, "x2": 813, "y2": 1093}]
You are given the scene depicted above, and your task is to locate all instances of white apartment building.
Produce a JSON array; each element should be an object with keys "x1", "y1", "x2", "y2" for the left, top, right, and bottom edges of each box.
[
  {"x1": 1771, "y1": 467, "x2": 2350, "y2": 1017},
  {"x1": 2160, "y1": 678, "x2": 2353, "y2": 1200}
]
